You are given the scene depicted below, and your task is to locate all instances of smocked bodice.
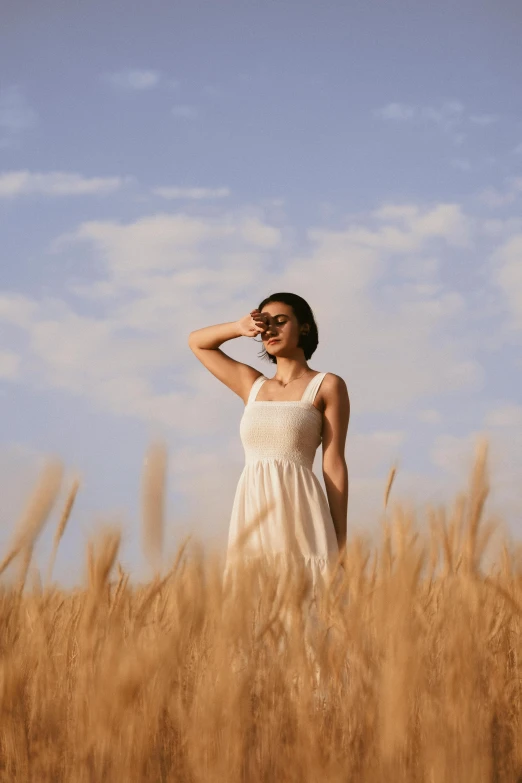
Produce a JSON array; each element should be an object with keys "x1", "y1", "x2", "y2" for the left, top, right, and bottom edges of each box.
[{"x1": 240, "y1": 373, "x2": 327, "y2": 470}]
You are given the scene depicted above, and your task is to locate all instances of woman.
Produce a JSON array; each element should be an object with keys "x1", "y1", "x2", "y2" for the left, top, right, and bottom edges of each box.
[{"x1": 188, "y1": 292, "x2": 350, "y2": 587}]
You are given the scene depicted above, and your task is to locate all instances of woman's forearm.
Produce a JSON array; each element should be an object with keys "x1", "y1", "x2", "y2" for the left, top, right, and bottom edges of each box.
[
  {"x1": 323, "y1": 460, "x2": 348, "y2": 550},
  {"x1": 188, "y1": 321, "x2": 242, "y2": 349}
]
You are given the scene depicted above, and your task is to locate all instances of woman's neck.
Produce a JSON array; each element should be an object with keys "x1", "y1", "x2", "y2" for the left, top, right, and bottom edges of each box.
[{"x1": 273, "y1": 358, "x2": 310, "y2": 383}]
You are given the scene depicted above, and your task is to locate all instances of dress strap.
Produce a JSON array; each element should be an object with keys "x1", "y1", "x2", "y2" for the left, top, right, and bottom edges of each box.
[
  {"x1": 247, "y1": 374, "x2": 267, "y2": 404},
  {"x1": 301, "y1": 372, "x2": 328, "y2": 404}
]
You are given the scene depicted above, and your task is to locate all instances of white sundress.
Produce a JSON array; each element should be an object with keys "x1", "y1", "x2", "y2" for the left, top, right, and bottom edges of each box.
[{"x1": 224, "y1": 371, "x2": 339, "y2": 588}]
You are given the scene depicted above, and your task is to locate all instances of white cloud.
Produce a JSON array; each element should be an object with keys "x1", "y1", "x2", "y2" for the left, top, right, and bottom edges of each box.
[
  {"x1": 375, "y1": 100, "x2": 465, "y2": 142},
  {"x1": 371, "y1": 204, "x2": 419, "y2": 222},
  {"x1": 152, "y1": 186, "x2": 230, "y2": 200},
  {"x1": 171, "y1": 105, "x2": 197, "y2": 119},
  {"x1": 406, "y1": 203, "x2": 471, "y2": 246},
  {"x1": 490, "y1": 233, "x2": 522, "y2": 330},
  {"x1": 104, "y1": 69, "x2": 161, "y2": 90},
  {"x1": 52, "y1": 211, "x2": 282, "y2": 281},
  {"x1": 376, "y1": 102, "x2": 416, "y2": 121},
  {"x1": 420, "y1": 101, "x2": 465, "y2": 133},
  {"x1": 0, "y1": 350, "x2": 20, "y2": 379},
  {"x1": 238, "y1": 217, "x2": 281, "y2": 248},
  {"x1": 478, "y1": 178, "x2": 522, "y2": 208},
  {"x1": 0, "y1": 292, "x2": 37, "y2": 326},
  {"x1": 367, "y1": 202, "x2": 471, "y2": 249},
  {"x1": 4, "y1": 202, "x2": 480, "y2": 428},
  {"x1": 0, "y1": 208, "x2": 285, "y2": 433},
  {"x1": 0, "y1": 170, "x2": 130, "y2": 198},
  {"x1": 375, "y1": 100, "x2": 498, "y2": 145},
  {"x1": 484, "y1": 404, "x2": 522, "y2": 428},
  {"x1": 480, "y1": 217, "x2": 522, "y2": 239},
  {"x1": 396, "y1": 256, "x2": 440, "y2": 282},
  {"x1": 469, "y1": 114, "x2": 499, "y2": 126},
  {"x1": 431, "y1": 433, "x2": 479, "y2": 475}
]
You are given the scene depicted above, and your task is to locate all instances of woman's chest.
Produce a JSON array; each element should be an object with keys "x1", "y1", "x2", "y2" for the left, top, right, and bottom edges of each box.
[{"x1": 240, "y1": 404, "x2": 323, "y2": 449}]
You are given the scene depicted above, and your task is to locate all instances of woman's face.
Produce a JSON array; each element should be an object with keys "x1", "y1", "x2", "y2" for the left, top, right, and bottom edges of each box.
[{"x1": 260, "y1": 302, "x2": 301, "y2": 355}]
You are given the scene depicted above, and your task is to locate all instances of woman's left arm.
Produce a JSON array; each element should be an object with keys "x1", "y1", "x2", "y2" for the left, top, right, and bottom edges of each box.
[{"x1": 321, "y1": 374, "x2": 350, "y2": 552}]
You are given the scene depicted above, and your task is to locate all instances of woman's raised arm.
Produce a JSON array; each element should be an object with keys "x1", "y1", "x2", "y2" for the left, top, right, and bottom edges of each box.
[{"x1": 188, "y1": 310, "x2": 271, "y2": 403}]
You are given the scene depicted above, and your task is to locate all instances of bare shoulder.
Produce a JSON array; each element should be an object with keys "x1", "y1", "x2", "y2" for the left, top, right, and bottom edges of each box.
[
  {"x1": 320, "y1": 373, "x2": 349, "y2": 412},
  {"x1": 320, "y1": 373, "x2": 350, "y2": 434},
  {"x1": 322, "y1": 372, "x2": 349, "y2": 397},
  {"x1": 238, "y1": 367, "x2": 264, "y2": 404}
]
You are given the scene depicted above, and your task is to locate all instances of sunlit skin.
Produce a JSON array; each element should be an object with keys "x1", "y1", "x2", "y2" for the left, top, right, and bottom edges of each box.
[{"x1": 253, "y1": 302, "x2": 350, "y2": 552}]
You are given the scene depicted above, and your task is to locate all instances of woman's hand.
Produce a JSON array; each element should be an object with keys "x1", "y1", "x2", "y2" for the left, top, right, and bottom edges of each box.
[{"x1": 236, "y1": 309, "x2": 272, "y2": 338}]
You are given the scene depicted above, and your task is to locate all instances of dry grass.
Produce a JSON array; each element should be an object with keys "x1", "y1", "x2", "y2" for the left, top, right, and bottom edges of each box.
[{"x1": 1, "y1": 437, "x2": 522, "y2": 781}]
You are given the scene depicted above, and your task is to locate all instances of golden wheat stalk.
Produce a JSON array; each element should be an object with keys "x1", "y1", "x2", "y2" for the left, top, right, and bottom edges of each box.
[
  {"x1": 16, "y1": 543, "x2": 34, "y2": 593},
  {"x1": 90, "y1": 527, "x2": 122, "y2": 594},
  {"x1": 384, "y1": 461, "x2": 398, "y2": 512},
  {"x1": 83, "y1": 526, "x2": 122, "y2": 632},
  {"x1": 46, "y1": 475, "x2": 80, "y2": 586},
  {"x1": 464, "y1": 437, "x2": 490, "y2": 575},
  {"x1": 0, "y1": 458, "x2": 63, "y2": 578}
]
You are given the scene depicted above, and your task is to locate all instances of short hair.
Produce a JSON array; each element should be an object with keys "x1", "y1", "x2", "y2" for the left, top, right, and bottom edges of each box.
[{"x1": 256, "y1": 292, "x2": 319, "y2": 365}]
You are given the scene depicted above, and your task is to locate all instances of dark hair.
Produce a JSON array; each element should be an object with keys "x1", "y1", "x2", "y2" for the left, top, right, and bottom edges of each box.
[{"x1": 256, "y1": 292, "x2": 319, "y2": 364}]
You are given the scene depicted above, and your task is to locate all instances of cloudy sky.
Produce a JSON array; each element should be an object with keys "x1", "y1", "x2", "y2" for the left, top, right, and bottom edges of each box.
[{"x1": 1, "y1": 0, "x2": 521, "y2": 584}]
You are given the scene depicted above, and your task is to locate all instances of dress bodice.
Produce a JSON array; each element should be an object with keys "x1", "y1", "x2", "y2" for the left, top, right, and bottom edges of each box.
[{"x1": 240, "y1": 372, "x2": 327, "y2": 470}]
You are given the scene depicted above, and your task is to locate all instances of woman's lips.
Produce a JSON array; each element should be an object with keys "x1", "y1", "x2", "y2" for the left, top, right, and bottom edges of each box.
[{"x1": 268, "y1": 339, "x2": 280, "y2": 345}]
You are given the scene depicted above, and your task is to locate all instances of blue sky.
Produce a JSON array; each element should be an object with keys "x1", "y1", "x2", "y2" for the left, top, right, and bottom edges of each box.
[{"x1": 1, "y1": 0, "x2": 521, "y2": 585}]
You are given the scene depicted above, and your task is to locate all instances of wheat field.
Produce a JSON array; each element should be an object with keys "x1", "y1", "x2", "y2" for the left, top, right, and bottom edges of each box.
[{"x1": 0, "y1": 438, "x2": 521, "y2": 782}]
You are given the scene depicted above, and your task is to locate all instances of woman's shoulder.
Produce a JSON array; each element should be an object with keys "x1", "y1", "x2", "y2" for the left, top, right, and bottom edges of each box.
[
  {"x1": 321, "y1": 372, "x2": 349, "y2": 393},
  {"x1": 320, "y1": 370, "x2": 343, "y2": 381}
]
